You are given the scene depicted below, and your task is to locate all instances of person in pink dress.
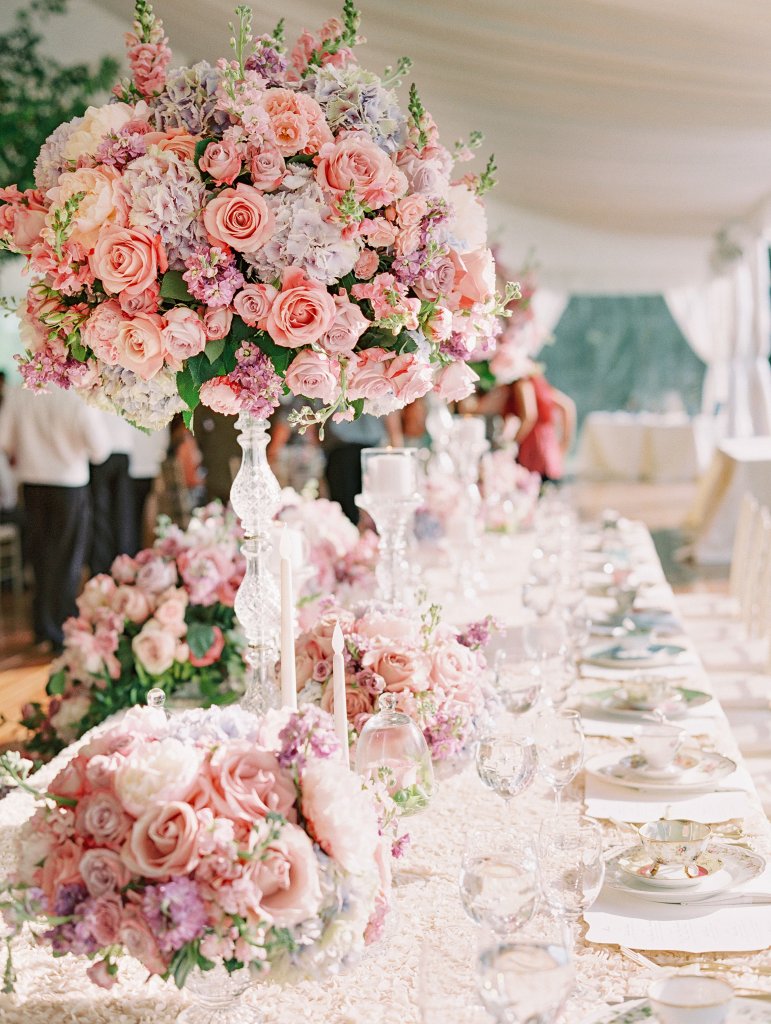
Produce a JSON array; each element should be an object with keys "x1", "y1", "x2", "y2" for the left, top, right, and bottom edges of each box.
[{"x1": 505, "y1": 374, "x2": 576, "y2": 481}]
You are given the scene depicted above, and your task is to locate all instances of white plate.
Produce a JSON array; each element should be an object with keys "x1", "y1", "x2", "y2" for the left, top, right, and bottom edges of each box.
[
  {"x1": 616, "y1": 846, "x2": 723, "y2": 888},
  {"x1": 583, "y1": 643, "x2": 688, "y2": 669},
  {"x1": 585, "y1": 749, "x2": 737, "y2": 792},
  {"x1": 579, "y1": 996, "x2": 771, "y2": 1024},
  {"x1": 582, "y1": 686, "x2": 712, "y2": 720},
  {"x1": 604, "y1": 843, "x2": 766, "y2": 903}
]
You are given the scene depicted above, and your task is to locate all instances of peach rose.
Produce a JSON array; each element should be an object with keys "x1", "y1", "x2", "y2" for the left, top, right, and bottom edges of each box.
[
  {"x1": 321, "y1": 680, "x2": 373, "y2": 719},
  {"x1": 394, "y1": 223, "x2": 421, "y2": 257},
  {"x1": 319, "y1": 291, "x2": 370, "y2": 356},
  {"x1": 132, "y1": 620, "x2": 177, "y2": 675},
  {"x1": 90, "y1": 224, "x2": 167, "y2": 296},
  {"x1": 162, "y1": 306, "x2": 207, "y2": 365},
  {"x1": 297, "y1": 93, "x2": 334, "y2": 152},
  {"x1": 113, "y1": 312, "x2": 165, "y2": 380},
  {"x1": 199, "y1": 376, "x2": 242, "y2": 415},
  {"x1": 199, "y1": 139, "x2": 242, "y2": 184},
  {"x1": 46, "y1": 166, "x2": 128, "y2": 250},
  {"x1": 361, "y1": 644, "x2": 429, "y2": 693},
  {"x1": 188, "y1": 625, "x2": 225, "y2": 667},
  {"x1": 118, "y1": 905, "x2": 167, "y2": 974},
  {"x1": 354, "y1": 248, "x2": 379, "y2": 279},
  {"x1": 123, "y1": 801, "x2": 200, "y2": 878},
  {"x1": 396, "y1": 194, "x2": 428, "y2": 227},
  {"x1": 285, "y1": 349, "x2": 339, "y2": 403},
  {"x1": 79, "y1": 849, "x2": 131, "y2": 898},
  {"x1": 201, "y1": 306, "x2": 233, "y2": 340},
  {"x1": 118, "y1": 282, "x2": 161, "y2": 315},
  {"x1": 316, "y1": 132, "x2": 406, "y2": 210},
  {"x1": 145, "y1": 128, "x2": 198, "y2": 163},
  {"x1": 386, "y1": 352, "x2": 433, "y2": 404},
  {"x1": 362, "y1": 217, "x2": 398, "y2": 249},
  {"x1": 3, "y1": 193, "x2": 46, "y2": 251},
  {"x1": 252, "y1": 822, "x2": 323, "y2": 927},
  {"x1": 233, "y1": 283, "x2": 277, "y2": 329},
  {"x1": 111, "y1": 584, "x2": 151, "y2": 623},
  {"x1": 81, "y1": 299, "x2": 124, "y2": 365},
  {"x1": 346, "y1": 347, "x2": 395, "y2": 405},
  {"x1": 207, "y1": 742, "x2": 296, "y2": 821},
  {"x1": 48, "y1": 756, "x2": 88, "y2": 800},
  {"x1": 451, "y1": 247, "x2": 495, "y2": 308},
  {"x1": 248, "y1": 144, "x2": 286, "y2": 191},
  {"x1": 429, "y1": 639, "x2": 478, "y2": 692},
  {"x1": 434, "y1": 360, "x2": 479, "y2": 402},
  {"x1": 153, "y1": 591, "x2": 188, "y2": 636},
  {"x1": 261, "y1": 89, "x2": 308, "y2": 156},
  {"x1": 265, "y1": 266, "x2": 337, "y2": 347},
  {"x1": 203, "y1": 183, "x2": 275, "y2": 253}
]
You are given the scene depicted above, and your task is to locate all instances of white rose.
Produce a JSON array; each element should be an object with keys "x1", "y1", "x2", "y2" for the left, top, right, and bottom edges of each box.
[
  {"x1": 62, "y1": 102, "x2": 142, "y2": 163},
  {"x1": 114, "y1": 737, "x2": 204, "y2": 817},
  {"x1": 448, "y1": 183, "x2": 488, "y2": 254}
]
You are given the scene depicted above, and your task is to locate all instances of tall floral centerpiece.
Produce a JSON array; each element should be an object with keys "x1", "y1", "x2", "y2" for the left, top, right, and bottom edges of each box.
[{"x1": 0, "y1": 0, "x2": 515, "y2": 710}]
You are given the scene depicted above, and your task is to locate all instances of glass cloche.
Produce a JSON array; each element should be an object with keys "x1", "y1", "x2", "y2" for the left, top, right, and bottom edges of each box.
[{"x1": 355, "y1": 693, "x2": 435, "y2": 815}]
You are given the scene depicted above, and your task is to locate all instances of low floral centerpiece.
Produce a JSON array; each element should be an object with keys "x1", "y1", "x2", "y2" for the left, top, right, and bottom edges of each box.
[
  {"x1": 0, "y1": 704, "x2": 389, "y2": 1003},
  {"x1": 294, "y1": 601, "x2": 496, "y2": 779},
  {"x1": 21, "y1": 504, "x2": 245, "y2": 762},
  {"x1": 1, "y1": 0, "x2": 516, "y2": 431}
]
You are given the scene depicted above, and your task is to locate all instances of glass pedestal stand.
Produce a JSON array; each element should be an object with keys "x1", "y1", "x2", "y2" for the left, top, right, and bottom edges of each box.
[
  {"x1": 355, "y1": 492, "x2": 421, "y2": 607},
  {"x1": 446, "y1": 437, "x2": 490, "y2": 598}
]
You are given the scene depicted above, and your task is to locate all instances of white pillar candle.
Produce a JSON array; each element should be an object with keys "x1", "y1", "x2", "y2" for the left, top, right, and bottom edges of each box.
[
  {"x1": 279, "y1": 527, "x2": 298, "y2": 711},
  {"x1": 365, "y1": 452, "x2": 414, "y2": 499},
  {"x1": 454, "y1": 415, "x2": 486, "y2": 446},
  {"x1": 331, "y1": 620, "x2": 349, "y2": 769}
]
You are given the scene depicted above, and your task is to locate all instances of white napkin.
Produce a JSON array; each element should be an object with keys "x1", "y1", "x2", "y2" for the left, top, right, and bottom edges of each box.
[
  {"x1": 584, "y1": 765, "x2": 756, "y2": 824},
  {"x1": 585, "y1": 862, "x2": 771, "y2": 952}
]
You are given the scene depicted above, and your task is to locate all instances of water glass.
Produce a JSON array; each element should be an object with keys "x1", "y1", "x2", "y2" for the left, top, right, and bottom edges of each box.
[
  {"x1": 475, "y1": 733, "x2": 538, "y2": 811},
  {"x1": 538, "y1": 815, "x2": 606, "y2": 923},
  {"x1": 533, "y1": 709, "x2": 584, "y2": 813},
  {"x1": 522, "y1": 577, "x2": 556, "y2": 617},
  {"x1": 495, "y1": 658, "x2": 542, "y2": 715},
  {"x1": 537, "y1": 653, "x2": 576, "y2": 707},
  {"x1": 460, "y1": 830, "x2": 539, "y2": 936},
  {"x1": 523, "y1": 616, "x2": 568, "y2": 660}
]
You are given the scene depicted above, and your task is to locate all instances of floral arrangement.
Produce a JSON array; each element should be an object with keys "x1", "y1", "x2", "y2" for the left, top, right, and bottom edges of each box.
[
  {"x1": 21, "y1": 504, "x2": 245, "y2": 762},
  {"x1": 294, "y1": 602, "x2": 496, "y2": 772},
  {"x1": 480, "y1": 449, "x2": 540, "y2": 531},
  {"x1": 0, "y1": 704, "x2": 388, "y2": 991},
  {"x1": 469, "y1": 265, "x2": 541, "y2": 391},
  {"x1": 1, "y1": 0, "x2": 517, "y2": 432}
]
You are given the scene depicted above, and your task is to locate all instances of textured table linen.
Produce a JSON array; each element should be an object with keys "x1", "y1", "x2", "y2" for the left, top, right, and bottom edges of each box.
[{"x1": 1, "y1": 532, "x2": 769, "y2": 1023}]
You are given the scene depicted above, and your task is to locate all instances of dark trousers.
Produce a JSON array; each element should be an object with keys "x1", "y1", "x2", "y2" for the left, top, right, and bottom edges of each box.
[
  {"x1": 89, "y1": 453, "x2": 136, "y2": 574},
  {"x1": 132, "y1": 476, "x2": 154, "y2": 554},
  {"x1": 325, "y1": 444, "x2": 366, "y2": 524},
  {"x1": 24, "y1": 483, "x2": 91, "y2": 648}
]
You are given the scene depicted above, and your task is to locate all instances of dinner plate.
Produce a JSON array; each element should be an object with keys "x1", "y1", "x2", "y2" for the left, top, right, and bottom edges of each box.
[
  {"x1": 583, "y1": 643, "x2": 688, "y2": 669},
  {"x1": 585, "y1": 749, "x2": 737, "y2": 792},
  {"x1": 616, "y1": 846, "x2": 724, "y2": 887},
  {"x1": 604, "y1": 843, "x2": 766, "y2": 903},
  {"x1": 579, "y1": 996, "x2": 770, "y2": 1024},
  {"x1": 582, "y1": 686, "x2": 712, "y2": 720},
  {"x1": 591, "y1": 610, "x2": 683, "y2": 637}
]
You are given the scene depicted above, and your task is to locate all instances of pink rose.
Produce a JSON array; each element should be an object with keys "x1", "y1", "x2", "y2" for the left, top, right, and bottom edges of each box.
[
  {"x1": 111, "y1": 554, "x2": 138, "y2": 584},
  {"x1": 451, "y1": 247, "x2": 495, "y2": 308},
  {"x1": 153, "y1": 591, "x2": 188, "y2": 636},
  {"x1": 40, "y1": 839, "x2": 82, "y2": 904},
  {"x1": 386, "y1": 353, "x2": 433, "y2": 404},
  {"x1": 162, "y1": 306, "x2": 207, "y2": 365},
  {"x1": 201, "y1": 306, "x2": 233, "y2": 340},
  {"x1": 199, "y1": 376, "x2": 242, "y2": 415},
  {"x1": 118, "y1": 905, "x2": 167, "y2": 974},
  {"x1": 79, "y1": 849, "x2": 131, "y2": 898},
  {"x1": 48, "y1": 757, "x2": 88, "y2": 800},
  {"x1": 206, "y1": 742, "x2": 296, "y2": 821},
  {"x1": 113, "y1": 312, "x2": 165, "y2": 380},
  {"x1": 111, "y1": 584, "x2": 151, "y2": 624},
  {"x1": 132, "y1": 621, "x2": 177, "y2": 675},
  {"x1": 397, "y1": 148, "x2": 451, "y2": 197},
  {"x1": 146, "y1": 129, "x2": 198, "y2": 163},
  {"x1": 81, "y1": 299, "x2": 124, "y2": 365},
  {"x1": 319, "y1": 291, "x2": 370, "y2": 356},
  {"x1": 346, "y1": 347, "x2": 395, "y2": 405},
  {"x1": 361, "y1": 217, "x2": 398, "y2": 249},
  {"x1": 123, "y1": 802, "x2": 200, "y2": 879},
  {"x1": 413, "y1": 256, "x2": 456, "y2": 302},
  {"x1": 135, "y1": 554, "x2": 178, "y2": 594},
  {"x1": 429, "y1": 639, "x2": 478, "y2": 693},
  {"x1": 300, "y1": 760, "x2": 379, "y2": 872},
  {"x1": 394, "y1": 222, "x2": 422, "y2": 257},
  {"x1": 90, "y1": 224, "x2": 167, "y2": 296},
  {"x1": 233, "y1": 283, "x2": 278, "y2": 329},
  {"x1": 248, "y1": 144, "x2": 286, "y2": 191},
  {"x1": 320, "y1": 680, "x2": 373, "y2": 719},
  {"x1": 118, "y1": 282, "x2": 161, "y2": 316},
  {"x1": 7, "y1": 199, "x2": 46, "y2": 251},
  {"x1": 396, "y1": 194, "x2": 428, "y2": 227},
  {"x1": 188, "y1": 625, "x2": 225, "y2": 667},
  {"x1": 316, "y1": 133, "x2": 407, "y2": 210},
  {"x1": 87, "y1": 959, "x2": 117, "y2": 990},
  {"x1": 424, "y1": 305, "x2": 453, "y2": 343},
  {"x1": 434, "y1": 361, "x2": 479, "y2": 402},
  {"x1": 354, "y1": 248, "x2": 379, "y2": 279},
  {"x1": 203, "y1": 183, "x2": 275, "y2": 253},
  {"x1": 266, "y1": 266, "x2": 337, "y2": 348},
  {"x1": 199, "y1": 139, "x2": 242, "y2": 184},
  {"x1": 361, "y1": 644, "x2": 429, "y2": 693},
  {"x1": 252, "y1": 822, "x2": 323, "y2": 927},
  {"x1": 76, "y1": 792, "x2": 131, "y2": 848},
  {"x1": 309, "y1": 611, "x2": 355, "y2": 657},
  {"x1": 86, "y1": 894, "x2": 124, "y2": 946},
  {"x1": 285, "y1": 349, "x2": 339, "y2": 403}
]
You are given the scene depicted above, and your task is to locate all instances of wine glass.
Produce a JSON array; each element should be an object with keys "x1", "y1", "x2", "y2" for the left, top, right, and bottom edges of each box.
[
  {"x1": 533, "y1": 709, "x2": 584, "y2": 813},
  {"x1": 523, "y1": 616, "x2": 568, "y2": 661},
  {"x1": 496, "y1": 658, "x2": 542, "y2": 716},
  {"x1": 476, "y1": 913, "x2": 575, "y2": 1024},
  {"x1": 537, "y1": 653, "x2": 577, "y2": 708},
  {"x1": 538, "y1": 816, "x2": 606, "y2": 926},
  {"x1": 475, "y1": 733, "x2": 538, "y2": 815},
  {"x1": 459, "y1": 829, "x2": 539, "y2": 936},
  {"x1": 521, "y1": 576, "x2": 556, "y2": 618}
]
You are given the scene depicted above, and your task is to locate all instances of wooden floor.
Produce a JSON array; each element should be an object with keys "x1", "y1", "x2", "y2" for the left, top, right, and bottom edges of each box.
[{"x1": 0, "y1": 479, "x2": 727, "y2": 747}]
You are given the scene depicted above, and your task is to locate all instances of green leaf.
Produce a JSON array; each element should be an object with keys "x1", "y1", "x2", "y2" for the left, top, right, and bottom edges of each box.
[
  {"x1": 205, "y1": 337, "x2": 226, "y2": 364},
  {"x1": 176, "y1": 366, "x2": 200, "y2": 413},
  {"x1": 46, "y1": 670, "x2": 66, "y2": 697},
  {"x1": 187, "y1": 621, "x2": 215, "y2": 659},
  {"x1": 350, "y1": 398, "x2": 364, "y2": 419},
  {"x1": 160, "y1": 270, "x2": 194, "y2": 304}
]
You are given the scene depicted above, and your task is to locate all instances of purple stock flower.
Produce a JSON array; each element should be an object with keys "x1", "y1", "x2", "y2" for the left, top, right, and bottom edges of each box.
[
  {"x1": 52, "y1": 883, "x2": 88, "y2": 917},
  {"x1": 142, "y1": 878, "x2": 208, "y2": 954},
  {"x1": 391, "y1": 833, "x2": 410, "y2": 859},
  {"x1": 278, "y1": 706, "x2": 340, "y2": 771},
  {"x1": 457, "y1": 615, "x2": 497, "y2": 650},
  {"x1": 228, "y1": 345, "x2": 283, "y2": 419},
  {"x1": 16, "y1": 345, "x2": 78, "y2": 391},
  {"x1": 183, "y1": 246, "x2": 245, "y2": 307},
  {"x1": 96, "y1": 130, "x2": 148, "y2": 168}
]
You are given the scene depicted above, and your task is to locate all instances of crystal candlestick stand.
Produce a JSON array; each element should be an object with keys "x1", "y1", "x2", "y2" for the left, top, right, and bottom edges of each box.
[
  {"x1": 355, "y1": 448, "x2": 421, "y2": 607},
  {"x1": 230, "y1": 413, "x2": 281, "y2": 714}
]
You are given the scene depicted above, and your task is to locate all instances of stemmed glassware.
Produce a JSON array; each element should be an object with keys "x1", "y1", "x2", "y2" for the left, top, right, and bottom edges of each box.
[
  {"x1": 533, "y1": 708, "x2": 584, "y2": 814},
  {"x1": 459, "y1": 829, "x2": 539, "y2": 937},
  {"x1": 495, "y1": 657, "x2": 542, "y2": 716},
  {"x1": 475, "y1": 733, "x2": 538, "y2": 816},
  {"x1": 538, "y1": 816, "x2": 605, "y2": 926}
]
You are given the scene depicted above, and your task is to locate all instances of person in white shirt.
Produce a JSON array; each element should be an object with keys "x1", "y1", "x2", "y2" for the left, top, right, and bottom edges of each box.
[
  {"x1": 129, "y1": 426, "x2": 169, "y2": 550},
  {"x1": 0, "y1": 386, "x2": 110, "y2": 651},
  {"x1": 89, "y1": 410, "x2": 137, "y2": 574}
]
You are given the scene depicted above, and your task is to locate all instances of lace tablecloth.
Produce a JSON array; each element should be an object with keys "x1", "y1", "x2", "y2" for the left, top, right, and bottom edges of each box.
[{"x1": 1, "y1": 530, "x2": 769, "y2": 1024}]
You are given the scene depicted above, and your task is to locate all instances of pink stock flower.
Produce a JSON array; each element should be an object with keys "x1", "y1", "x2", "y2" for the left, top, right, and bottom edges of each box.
[
  {"x1": 434, "y1": 360, "x2": 479, "y2": 402},
  {"x1": 162, "y1": 306, "x2": 207, "y2": 365},
  {"x1": 90, "y1": 224, "x2": 167, "y2": 296},
  {"x1": 265, "y1": 266, "x2": 337, "y2": 348},
  {"x1": 199, "y1": 139, "x2": 242, "y2": 184},
  {"x1": 203, "y1": 183, "x2": 275, "y2": 253},
  {"x1": 284, "y1": 349, "x2": 339, "y2": 403},
  {"x1": 233, "y1": 283, "x2": 277, "y2": 329}
]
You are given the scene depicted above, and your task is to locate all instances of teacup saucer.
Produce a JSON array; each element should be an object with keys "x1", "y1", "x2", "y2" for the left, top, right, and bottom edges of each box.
[
  {"x1": 616, "y1": 846, "x2": 724, "y2": 888},
  {"x1": 620, "y1": 751, "x2": 700, "y2": 779},
  {"x1": 605, "y1": 843, "x2": 766, "y2": 902},
  {"x1": 585, "y1": 749, "x2": 736, "y2": 792}
]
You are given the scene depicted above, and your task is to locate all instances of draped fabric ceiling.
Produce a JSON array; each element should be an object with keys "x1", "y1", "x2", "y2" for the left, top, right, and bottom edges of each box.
[{"x1": 3, "y1": 0, "x2": 771, "y2": 427}]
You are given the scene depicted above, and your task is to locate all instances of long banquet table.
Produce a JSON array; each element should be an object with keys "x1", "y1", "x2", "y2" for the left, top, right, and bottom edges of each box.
[{"x1": 1, "y1": 528, "x2": 770, "y2": 1023}]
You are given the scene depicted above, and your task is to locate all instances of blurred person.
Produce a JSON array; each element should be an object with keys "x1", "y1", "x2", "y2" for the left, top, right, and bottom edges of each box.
[
  {"x1": 170, "y1": 414, "x2": 206, "y2": 506},
  {"x1": 89, "y1": 410, "x2": 137, "y2": 573},
  {"x1": 0, "y1": 387, "x2": 109, "y2": 651},
  {"x1": 323, "y1": 412, "x2": 403, "y2": 524},
  {"x1": 401, "y1": 397, "x2": 429, "y2": 448},
  {"x1": 505, "y1": 373, "x2": 576, "y2": 482},
  {"x1": 129, "y1": 426, "x2": 169, "y2": 551},
  {"x1": 193, "y1": 407, "x2": 240, "y2": 504}
]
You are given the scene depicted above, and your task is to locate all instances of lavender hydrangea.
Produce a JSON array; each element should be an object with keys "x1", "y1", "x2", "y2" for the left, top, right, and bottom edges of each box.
[
  {"x1": 313, "y1": 66, "x2": 408, "y2": 154},
  {"x1": 33, "y1": 117, "x2": 83, "y2": 191},
  {"x1": 142, "y1": 878, "x2": 208, "y2": 953},
  {"x1": 245, "y1": 39, "x2": 289, "y2": 86},
  {"x1": 153, "y1": 61, "x2": 228, "y2": 135},
  {"x1": 96, "y1": 128, "x2": 148, "y2": 168}
]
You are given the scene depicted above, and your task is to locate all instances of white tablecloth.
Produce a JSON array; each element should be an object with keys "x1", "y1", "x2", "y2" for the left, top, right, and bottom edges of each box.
[
  {"x1": 576, "y1": 411, "x2": 716, "y2": 483},
  {"x1": 0, "y1": 532, "x2": 769, "y2": 1023},
  {"x1": 687, "y1": 435, "x2": 771, "y2": 564}
]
